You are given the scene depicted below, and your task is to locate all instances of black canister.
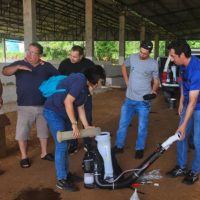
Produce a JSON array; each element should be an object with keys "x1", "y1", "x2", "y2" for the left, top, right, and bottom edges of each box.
[{"x1": 169, "y1": 98, "x2": 176, "y2": 109}]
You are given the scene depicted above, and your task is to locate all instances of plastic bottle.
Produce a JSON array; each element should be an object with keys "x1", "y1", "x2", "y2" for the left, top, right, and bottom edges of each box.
[
  {"x1": 130, "y1": 188, "x2": 140, "y2": 200},
  {"x1": 166, "y1": 68, "x2": 171, "y2": 83},
  {"x1": 171, "y1": 65, "x2": 177, "y2": 83},
  {"x1": 83, "y1": 152, "x2": 95, "y2": 188}
]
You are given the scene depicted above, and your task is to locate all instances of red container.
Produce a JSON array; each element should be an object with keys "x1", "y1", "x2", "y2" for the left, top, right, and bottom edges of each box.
[{"x1": 162, "y1": 72, "x2": 168, "y2": 83}]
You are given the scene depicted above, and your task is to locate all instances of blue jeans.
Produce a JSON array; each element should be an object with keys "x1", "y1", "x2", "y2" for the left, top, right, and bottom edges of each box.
[
  {"x1": 43, "y1": 108, "x2": 71, "y2": 180},
  {"x1": 115, "y1": 98, "x2": 150, "y2": 150},
  {"x1": 177, "y1": 107, "x2": 200, "y2": 173}
]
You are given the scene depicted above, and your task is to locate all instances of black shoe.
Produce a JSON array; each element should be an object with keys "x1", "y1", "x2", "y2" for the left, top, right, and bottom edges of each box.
[
  {"x1": 188, "y1": 143, "x2": 195, "y2": 150},
  {"x1": 84, "y1": 144, "x2": 92, "y2": 152},
  {"x1": 166, "y1": 165, "x2": 186, "y2": 177},
  {"x1": 112, "y1": 146, "x2": 124, "y2": 154},
  {"x1": 182, "y1": 171, "x2": 199, "y2": 185},
  {"x1": 56, "y1": 179, "x2": 79, "y2": 192},
  {"x1": 41, "y1": 153, "x2": 54, "y2": 161},
  {"x1": 67, "y1": 172, "x2": 83, "y2": 183},
  {"x1": 20, "y1": 158, "x2": 31, "y2": 168},
  {"x1": 135, "y1": 150, "x2": 144, "y2": 159},
  {"x1": 68, "y1": 145, "x2": 78, "y2": 155}
]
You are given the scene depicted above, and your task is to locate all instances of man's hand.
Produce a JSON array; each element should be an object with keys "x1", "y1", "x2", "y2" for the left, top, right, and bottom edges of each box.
[
  {"x1": 72, "y1": 124, "x2": 81, "y2": 138},
  {"x1": 84, "y1": 126, "x2": 95, "y2": 137},
  {"x1": 178, "y1": 103, "x2": 184, "y2": 116},
  {"x1": 176, "y1": 124, "x2": 186, "y2": 140},
  {"x1": 2, "y1": 64, "x2": 32, "y2": 76},
  {"x1": 17, "y1": 65, "x2": 32, "y2": 72}
]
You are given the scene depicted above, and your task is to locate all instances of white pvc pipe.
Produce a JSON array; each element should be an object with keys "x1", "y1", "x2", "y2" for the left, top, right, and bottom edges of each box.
[
  {"x1": 95, "y1": 132, "x2": 113, "y2": 180},
  {"x1": 57, "y1": 127, "x2": 101, "y2": 143},
  {"x1": 161, "y1": 132, "x2": 181, "y2": 150}
]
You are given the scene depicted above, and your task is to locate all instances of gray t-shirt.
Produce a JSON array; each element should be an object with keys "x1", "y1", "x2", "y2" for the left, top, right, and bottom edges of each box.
[{"x1": 124, "y1": 53, "x2": 159, "y2": 101}]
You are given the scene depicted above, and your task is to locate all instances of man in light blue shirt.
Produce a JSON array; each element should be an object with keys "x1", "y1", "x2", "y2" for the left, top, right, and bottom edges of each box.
[{"x1": 114, "y1": 41, "x2": 159, "y2": 159}]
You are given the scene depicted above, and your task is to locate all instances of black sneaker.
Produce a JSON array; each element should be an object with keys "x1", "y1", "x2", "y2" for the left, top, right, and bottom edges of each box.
[
  {"x1": 135, "y1": 150, "x2": 144, "y2": 159},
  {"x1": 67, "y1": 172, "x2": 83, "y2": 183},
  {"x1": 112, "y1": 146, "x2": 124, "y2": 154},
  {"x1": 182, "y1": 171, "x2": 199, "y2": 185},
  {"x1": 166, "y1": 165, "x2": 186, "y2": 177},
  {"x1": 68, "y1": 145, "x2": 78, "y2": 155},
  {"x1": 188, "y1": 143, "x2": 195, "y2": 150},
  {"x1": 56, "y1": 179, "x2": 79, "y2": 192}
]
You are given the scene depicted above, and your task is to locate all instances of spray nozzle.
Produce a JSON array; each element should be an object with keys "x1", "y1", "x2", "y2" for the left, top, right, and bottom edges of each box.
[
  {"x1": 130, "y1": 188, "x2": 140, "y2": 200},
  {"x1": 161, "y1": 132, "x2": 181, "y2": 150}
]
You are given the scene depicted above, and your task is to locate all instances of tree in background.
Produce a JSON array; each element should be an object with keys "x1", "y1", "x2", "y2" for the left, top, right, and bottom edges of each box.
[
  {"x1": 158, "y1": 41, "x2": 166, "y2": 57},
  {"x1": 0, "y1": 40, "x2": 199, "y2": 63},
  {"x1": 188, "y1": 41, "x2": 200, "y2": 48},
  {"x1": 94, "y1": 41, "x2": 119, "y2": 62},
  {"x1": 40, "y1": 41, "x2": 84, "y2": 61},
  {"x1": 125, "y1": 41, "x2": 140, "y2": 58}
]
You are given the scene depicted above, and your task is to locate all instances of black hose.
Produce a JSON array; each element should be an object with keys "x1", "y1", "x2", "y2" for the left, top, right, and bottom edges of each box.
[{"x1": 93, "y1": 145, "x2": 165, "y2": 189}]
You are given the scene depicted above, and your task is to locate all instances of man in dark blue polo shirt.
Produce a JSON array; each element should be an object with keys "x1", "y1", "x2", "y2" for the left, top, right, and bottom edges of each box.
[
  {"x1": 166, "y1": 39, "x2": 200, "y2": 185},
  {"x1": 2, "y1": 42, "x2": 59, "y2": 168}
]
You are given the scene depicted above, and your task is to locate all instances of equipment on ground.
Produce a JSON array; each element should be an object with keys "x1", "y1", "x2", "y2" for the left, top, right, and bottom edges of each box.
[
  {"x1": 82, "y1": 132, "x2": 180, "y2": 189},
  {"x1": 57, "y1": 127, "x2": 180, "y2": 190}
]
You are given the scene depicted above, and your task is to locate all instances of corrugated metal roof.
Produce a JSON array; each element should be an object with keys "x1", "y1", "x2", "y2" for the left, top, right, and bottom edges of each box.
[{"x1": 0, "y1": 0, "x2": 199, "y2": 41}]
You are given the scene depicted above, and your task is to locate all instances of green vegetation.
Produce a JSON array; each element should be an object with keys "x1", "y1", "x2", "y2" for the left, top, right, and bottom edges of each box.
[
  {"x1": 40, "y1": 41, "x2": 84, "y2": 61},
  {"x1": 0, "y1": 40, "x2": 199, "y2": 63}
]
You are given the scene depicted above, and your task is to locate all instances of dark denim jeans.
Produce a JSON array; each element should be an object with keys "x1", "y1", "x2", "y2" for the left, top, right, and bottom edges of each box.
[
  {"x1": 43, "y1": 108, "x2": 71, "y2": 180},
  {"x1": 115, "y1": 97, "x2": 150, "y2": 150}
]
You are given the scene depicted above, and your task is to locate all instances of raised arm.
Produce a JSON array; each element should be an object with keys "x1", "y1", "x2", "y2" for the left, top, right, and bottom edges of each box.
[{"x1": 2, "y1": 64, "x2": 32, "y2": 76}]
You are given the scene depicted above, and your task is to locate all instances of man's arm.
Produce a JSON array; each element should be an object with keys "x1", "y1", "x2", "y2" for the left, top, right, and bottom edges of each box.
[
  {"x1": 64, "y1": 94, "x2": 80, "y2": 138},
  {"x1": 2, "y1": 64, "x2": 32, "y2": 76},
  {"x1": 152, "y1": 78, "x2": 160, "y2": 94},
  {"x1": 178, "y1": 86, "x2": 184, "y2": 116},
  {"x1": 77, "y1": 105, "x2": 89, "y2": 129},
  {"x1": 121, "y1": 64, "x2": 129, "y2": 86},
  {"x1": 177, "y1": 90, "x2": 199, "y2": 139}
]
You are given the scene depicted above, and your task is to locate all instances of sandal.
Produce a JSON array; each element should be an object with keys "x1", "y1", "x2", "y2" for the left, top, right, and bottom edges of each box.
[
  {"x1": 20, "y1": 158, "x2": 31, "y2": 168},
  {"x1": 41, "y1": 153, "x2": 54, "y2": 161}
]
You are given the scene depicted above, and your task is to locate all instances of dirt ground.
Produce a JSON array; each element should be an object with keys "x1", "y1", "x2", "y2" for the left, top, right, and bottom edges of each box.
[{"x1": 0, "y1": 88, "x2": 199, "y2": 200}]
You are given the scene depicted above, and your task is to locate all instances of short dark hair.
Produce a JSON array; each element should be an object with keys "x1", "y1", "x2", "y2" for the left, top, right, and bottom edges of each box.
[
  {"x1": 140, "y1": 40, "x2": 153, "y2": 53},
  {"x1": 29, "y1": 42, "x2": 43, "y2": 55},
  {"x1": 84, "y1": 65, "x2": 106, "y2": 85},
  {"x1": 167, "y1": 39, "x2": 191, "y2": 58},
  {"x1": 71, "y1": 45, "x2": 84, "y2": 56}
]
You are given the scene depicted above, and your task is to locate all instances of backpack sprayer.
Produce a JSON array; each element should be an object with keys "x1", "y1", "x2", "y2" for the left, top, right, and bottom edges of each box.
[{"x1": 57, "y1": 128, "x2": 180, "y2": 190}]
